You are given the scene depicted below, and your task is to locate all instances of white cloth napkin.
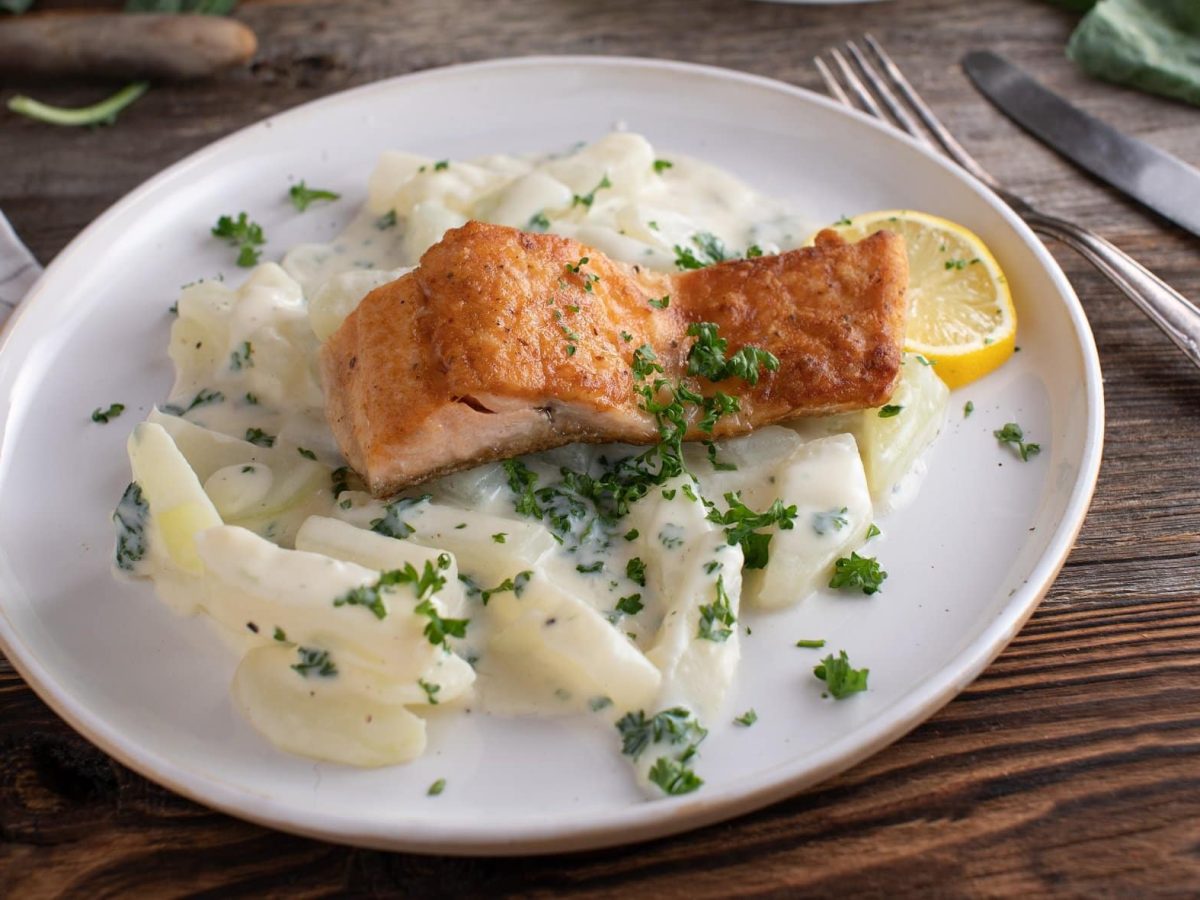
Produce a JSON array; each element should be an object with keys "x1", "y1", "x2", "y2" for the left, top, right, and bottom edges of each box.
[{"x1": 0, "y1": 211, "x2": 43, "y2": 329}]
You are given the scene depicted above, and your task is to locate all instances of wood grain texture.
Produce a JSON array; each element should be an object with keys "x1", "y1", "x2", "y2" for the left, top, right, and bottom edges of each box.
[{"x1": 2, "y1": 0, "x2": 1199, "y2": 895}]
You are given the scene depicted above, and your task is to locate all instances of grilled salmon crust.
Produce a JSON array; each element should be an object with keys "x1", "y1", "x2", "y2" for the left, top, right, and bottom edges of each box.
[{"x1": 320, "y1": 221, "x2": 908, "y2": 497}]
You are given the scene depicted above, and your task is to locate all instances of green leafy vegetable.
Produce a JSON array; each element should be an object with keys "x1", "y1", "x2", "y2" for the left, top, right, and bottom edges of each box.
[
  {"x1": 616, "y1": 707, "x2": 707, "y2": 760},
  {"x1": 427, "y1": 778, "x2": 446, "y2": 796},
  {"x1": 685, "y1": 322, "x2": 780, "y2": 386},
  {"x1": 878, "y1": 404, "x2": 903, "y2": 418},
  {"x1": 291, "y1": 647, "x2": 337, "y2": 678},
  {"x1": 697, "y1": 575, "x2": 736, "y2": 642},
  {"x1": 626, "y1": 557, "x2": 646, "y2": 587},
  {"x1": 333, "y1": 557, "x2": 450, "y2": 620},
  {"x1": 288, "y1": 181, "x2": 341, "y2": 212},
  {"x1": 994, "y1": 422, "x2": 1041, "y2": 461},
  {"x1": 369, "y1": 494, "x2": 431, "y2": 539},
  {"x1": 615, "y1": 593, "x2": 644, "y2": 616},
  {"x1": 113, "y1": 483, "x2": 149, "y2": 571},
  {"x1": 814, "y1": 650, "x2": 869, "y2": 699},
  {"x1": 706, "y1": 491, "x2": 797, "y2": 569},
  {"x1": 244, "y1": 427, "x2": 275, "y2": 447},
  {"x1": 7, "y1": 82, "x2": 149, "y2": 128},
  {"x1": 212, "y1": 212, "x2": 266, "y2": 267},
  {"x1": 91, "y1": 403, "x2": 125, "y2": 424},
  {"x1": 161, "y1": 387, "x2": 224, "y2": 417},
  {"x1": 652, "y1": 159, "x2": 674, "y2": 174},
  {"x1": 648, "y1": 756, "x2": 704, "y2": 795},
  {"x1": 829, "y1": 552, "x2": 887, "y2": 595},
  {"x1": 734, "y1": 709, "x2": 758, "y2": 727}
]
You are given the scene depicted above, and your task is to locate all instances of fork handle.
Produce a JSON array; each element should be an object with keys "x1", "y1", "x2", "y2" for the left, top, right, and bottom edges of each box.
[{"x1": 1023, "y1": 212, "x2": 1200, "y2": 369}]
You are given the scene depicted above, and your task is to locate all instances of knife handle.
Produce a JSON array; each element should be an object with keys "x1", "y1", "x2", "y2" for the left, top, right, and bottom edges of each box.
[{"x1": 1026, "y1": 213, "x2": 1200, "y2": 371}]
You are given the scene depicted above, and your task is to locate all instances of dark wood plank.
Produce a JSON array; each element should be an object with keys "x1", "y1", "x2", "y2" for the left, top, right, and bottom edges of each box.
[{"x1": 2, "y1": 0, "x2": 1199, "y2": 894}]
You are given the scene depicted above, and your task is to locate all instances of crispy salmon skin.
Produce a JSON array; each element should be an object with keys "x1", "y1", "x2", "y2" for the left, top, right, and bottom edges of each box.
[{"x1": 320, "y1": 221, "x2": 908, "y2": 496}]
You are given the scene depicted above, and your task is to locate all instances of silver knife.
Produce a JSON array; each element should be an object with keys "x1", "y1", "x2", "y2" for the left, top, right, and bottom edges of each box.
[{"x1": 962, "y1": 50, "x2": 1200, "y2": 239}]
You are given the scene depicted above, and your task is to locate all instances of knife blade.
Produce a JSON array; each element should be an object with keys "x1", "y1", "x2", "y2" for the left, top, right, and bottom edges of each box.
[{"x1": 962, "y1": 50, "x2": 1200, "y2": 239}]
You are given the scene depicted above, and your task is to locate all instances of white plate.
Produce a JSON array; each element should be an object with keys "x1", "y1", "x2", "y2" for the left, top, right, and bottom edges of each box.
[{"x1": 0, "y1": 57, "x2": 1103, "y2": 855}]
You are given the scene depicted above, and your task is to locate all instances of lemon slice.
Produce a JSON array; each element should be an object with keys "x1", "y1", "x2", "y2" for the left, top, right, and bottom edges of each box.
[{"x1": 823, "y1": 210, "x2": 1016, "y2": 389}]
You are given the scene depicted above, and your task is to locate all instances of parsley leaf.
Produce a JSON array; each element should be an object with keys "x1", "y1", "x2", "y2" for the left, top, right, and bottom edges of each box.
[
  {"x1": 161, "y1": 388, "x2": 224, "y2": 416},
  {"x1": 211, "y1": 212, "x2": 265, "y2": 267},
  {"x1": 418, "y1": 678, "x2": 440, "y2": 705},
  {"x1": 427, "y1": 778, "x2": 446, "y2": 796},
  {"x1": 829, "y1": 552, "x2": 887, "y2": 595},
  {"x1": 706, "y1": 491, "x2": 797, "y2": 569},
  {"x1": 814, "y1": 650, "x2": 869, "y2": 699},
  {"x1": 572, "y1": 174, "x2": 612, "y2": 209},
  {"x1": 648, "y1": 756, "x2": 703, "y2": 795},
  {"x1": 994, "y1": 422, "x2": 1041, "y2": 461},
  {"x1": 615, "y1": 593, "x2": 644, "y2": 616},
  {"x1": 734, "y1": 709, "x2": 758, "y2": 727},
  {"x1": 878, "y1": 404, "x2": 903, "y2": 418},
  {"x1": 291, "y1": 647, "x2": 337, "y2": 678},
  {"x1": 648, "y1": 294, "x2": 671, "y2": 310},
  {"x1": 288, "y1": 181, "x2": 340, "y2": 211},
  {"x1": 527, "y1": 211, "x2": 550, "y2": 231},
  {"x1": 652, "y1": 159, "x2": 674, "y2": 174},
  {"x1": 616, "y1": 707, "x2": 707, "y2": 760},
  {"x1": 91, "y1": 403, "x2": 125, "y2": 424},
  {"x1": 332, "y1": 557, "x2": 450, "y2": 620},
  {"x1": 686, "y1": 322, "x2": 780, "y2": 386},
  {"x1": 229, "y1": 340, "x2": 253, "y2": 371},
  {"x1": 369, "y1": 494, "x2": 431, "y2": 539},
  {"x1": 415, "y1": 596, "x2": 469, "y2": 648},
  {"x1": 626, "y1": 557, "x2": 647, "y2": 587},
  {"x1": 113, "y1": 482, "x2": 148, "y2": 571},
  {"x1": 244, "y1": 427, "x2": 275, "y2": 447},
  {"x1": 697, "y1": 575, "x2": 736, "y2": 642}
]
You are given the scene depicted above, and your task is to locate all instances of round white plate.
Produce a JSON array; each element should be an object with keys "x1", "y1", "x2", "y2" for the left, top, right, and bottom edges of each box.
[{"x1": 0, "y1": 56, "x2": 1103, "y2": 855}]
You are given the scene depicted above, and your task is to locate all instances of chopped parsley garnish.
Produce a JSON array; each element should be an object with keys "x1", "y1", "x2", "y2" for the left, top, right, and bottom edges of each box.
[
  {"x1": 829, "y1": 552, "x2": 887, "y2": 595},
  {"x1": 375, "y1": 210, "x2": 398, "y2": 230},
  {"x1": 161, "y1": 387, "x2": 224, "y2": 416},
  {"x1": 528, "y1": 211, "x2": 550, "y2": 231},
  {"x1": 686, "y1": 322, "x2": 780, "y2": 386},
  {"x1": 333, "y1": 556, "x2": 450, "y2": 620},
  {"x1": 288, "y1": 181, "x2": 340, "y2": 211},
  {"x1": 465, "y1": 570, "x2": 532, "y2": 605},
  {"x1": 211, "y1": 212, "x2": 265, "y2": 267},
  {"x1": 291, "y1": 647, "x2": 337, "y2": 678},
  {"x1": 415, "y1": 596, "x2": 469, "y2": 648},
  {"x1": 648, "y1": 294, "x2": 670, "y2": 309},
  {"x1": 620, "y1": 330, "x2": 633, "y2": 343},
  {"x1": 652, "y1": 159, "x2": 674, "y2": 174},
  {"x1": 427, "y1": 778, "x2": 446, "y2": 796},
  {"x1": 878, "y1": 404, "x2": 903, "y2": 418},
  {"x1": 113, "y1": 482, "x2": 148, "y2": 571},
  {"x1": 814, "y1": 650, "x2": 869, "y2": 699},
  {"x1": 615, "y1": 593, "x2": 644, "y2": 616},
  {"x1": 576, "y1": 560, "x2": 604, "y2": 574},
  {"x1": 565, "y1": 256, "x2": 601, "y2": 292},
  {"x1": 705, "y1": 441, "x2": 736, "y2": 471},
  {"x1": 229, "y1": 340, "x2": 253, "y2": 370},
  {"x1": 273, "y1": 627, "x2": 288, "y2": 642},
  {"x1": 945, "y1": 258, "x2": 967, "y2": 271},
  {"x1": 244, "y1": 427, "x2": 275, "y2": 447},
  {"x1": 734, "y1": 709, "x2": 758, "y2": 727},
  {"x1": 244, "y1": 392, "x2": 259, "y2": 405},
  {"x1": 91, "y1": 403, "x2": 125, "y2": 424},
  {"x1": 658, "y1": 525, "x2": 684, "y2": 550},
  {"x1": 835, "y1": 215, "x2": 853, "y2": 226},
  {"x1": 964, "y1": 400, "x2": 975, "y2": 418},
  {"x1": 297, "y1": 447, "x2": 317, "y2": 460},
  {"x1": 707, "y1": 491, "x2": 797, "y2": 569},
  {"x1": 369, "y1": 494, "x2": 431, "y2": 539},
  {"x1": 502, "y1": 459, "x2": 543, "y2": 518},
  {"x1": 812, "y1": 507, "x2": 849, "y2": 535},
  {"x1": 616, "y1": 707, "x2": 707, "y2": 760},
  {"x1": 673, "y1": 231, "x2": 730, "y2": 270},
  {"x1": 433, "y1": 160, "x2": 449, "y2": 171},
  {"x1": 648, "y1": 757, "x2": 704, "y2": 795},
  {"x1": 626, "y1": 557, "x2": 647, "y2": 587},
  {"x1": 418, "y1": 678, "x2": 441, "y2": 705},
  {"x1": 745, "y1": 244, "x2": 764, "y2": 258},
  {"x1": 698, "y1": 575, "x2": 736, "y2": 642},
  {"x1": 623, "y1": 528, "x2": 639, "y2": 541},
  {"x1": 572, "y1": 174, "x2": 612, "y2": 209},
  {"x1": 866, "y1": 523, "x2": 881, "y2": 540},
  {"x1": 994, "y1": 422, "x2": 1041, "y2": 461},
  {"x1": 590, "y1": 696, "x2": 613, "y2": 711},
  {"x1": 795, "y1": 638, "x2": 826, "y2": 649}
]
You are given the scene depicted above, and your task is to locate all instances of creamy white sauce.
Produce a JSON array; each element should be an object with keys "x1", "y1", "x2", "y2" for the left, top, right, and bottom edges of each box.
[{"x1": 117, "y1": 133, "x2": 948, "y2": 794}]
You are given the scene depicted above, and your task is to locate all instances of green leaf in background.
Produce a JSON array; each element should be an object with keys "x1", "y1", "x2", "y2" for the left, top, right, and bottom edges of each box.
[
  {"x1": 0, "y1": 0, "x2": 34, "y2": 14},
  {"x1": 1067, "y1": 0, "x2": 1200, "y2": 106},
  {"x1": 123, "y1": 0, "x2": 238, "y2": 13}
]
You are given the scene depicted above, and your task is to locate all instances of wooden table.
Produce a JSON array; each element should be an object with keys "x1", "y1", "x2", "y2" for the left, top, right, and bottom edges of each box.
[{"x1": 2, "y1": 0, "x2": 1198, "y2": 893}]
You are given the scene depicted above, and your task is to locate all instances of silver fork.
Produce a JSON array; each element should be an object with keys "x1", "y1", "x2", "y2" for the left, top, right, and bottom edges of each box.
[{"x1": 816, "y1": 35, "x2": 1200, "y2": 371}]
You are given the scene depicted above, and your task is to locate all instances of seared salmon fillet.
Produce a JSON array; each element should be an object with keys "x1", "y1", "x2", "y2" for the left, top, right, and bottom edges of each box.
[{"x1": 321, "y1": 221, "x2": 908, "y2": 496}]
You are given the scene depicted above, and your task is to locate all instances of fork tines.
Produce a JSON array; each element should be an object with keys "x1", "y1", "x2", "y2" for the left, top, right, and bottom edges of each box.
[{"x1": 815, "y1": 35, "x2": 994, "y2": 189}]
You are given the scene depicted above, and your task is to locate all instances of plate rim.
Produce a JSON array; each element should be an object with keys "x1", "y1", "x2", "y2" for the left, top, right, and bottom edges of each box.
[{"x1": 0, "y1": 53, "x2": 1105, "y2": 855}]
